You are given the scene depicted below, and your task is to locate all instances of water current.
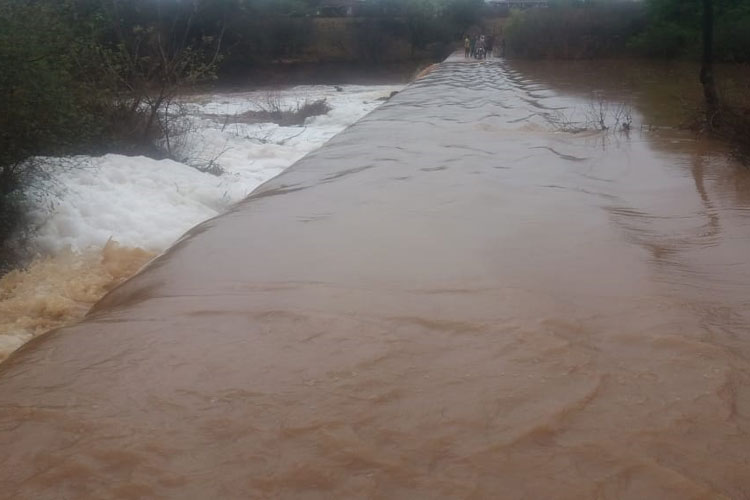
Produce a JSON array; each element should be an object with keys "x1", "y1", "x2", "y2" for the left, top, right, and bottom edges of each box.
[{"x1": 1, "y1": 55, "x2": 750, "y2": 498}]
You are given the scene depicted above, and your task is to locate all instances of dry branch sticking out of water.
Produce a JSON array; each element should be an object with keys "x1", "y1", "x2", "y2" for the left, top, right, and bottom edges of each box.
[{"x1": 547, "y1": 98, "x2": 634, "y2": 135}]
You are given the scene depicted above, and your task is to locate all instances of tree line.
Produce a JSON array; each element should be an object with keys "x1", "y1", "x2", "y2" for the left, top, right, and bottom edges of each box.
[{"x1": 504, "y1": 0, "x2": 750, "y2": 61}]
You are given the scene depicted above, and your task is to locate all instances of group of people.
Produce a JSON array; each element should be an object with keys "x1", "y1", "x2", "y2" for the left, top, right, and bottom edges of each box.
[{"x1": 464, "y1": 34, "x2": 505, "y2": 60}]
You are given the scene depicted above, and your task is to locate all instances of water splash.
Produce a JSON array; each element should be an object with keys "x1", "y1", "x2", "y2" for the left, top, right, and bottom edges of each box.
[{"x1": 0, "y1": 241, "x2": 154, "y2": 362}]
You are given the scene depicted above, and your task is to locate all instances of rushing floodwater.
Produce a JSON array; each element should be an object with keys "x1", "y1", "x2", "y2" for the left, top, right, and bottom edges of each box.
[
  {"x1": 1, "y1": 55, "x2": 750, "y2": 498},
  {"x1": 0, "y1": 84, "x2": 401, "y2": 363}
]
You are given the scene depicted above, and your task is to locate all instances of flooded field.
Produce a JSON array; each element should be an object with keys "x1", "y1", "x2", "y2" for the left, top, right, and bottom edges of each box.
[{"x1": 1, "y1": 55, "x2": 749, "y2": 498}]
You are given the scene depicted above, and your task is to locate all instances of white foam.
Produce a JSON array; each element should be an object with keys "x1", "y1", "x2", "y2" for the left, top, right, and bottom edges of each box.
[{"x1": 29, "y1": 84, "x2": 403, "y2": 255}]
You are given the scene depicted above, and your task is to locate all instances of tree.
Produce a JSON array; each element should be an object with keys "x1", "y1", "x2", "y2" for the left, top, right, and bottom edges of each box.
[
  {"x1": 700, "y1": 0, "x2": 719, "y2": 125},
  {"x1": 400, "y1": 0, "x2": 448, "y2": 57},
  {"x1": 0, "y1": 0, "x2": 103, "y2": 270},
  {"x1": 445, "y1": 0, "x2": 484, "y2": 33},
  {"x1": 98, "y1": 0, "x2": 227, "y2": 154}
]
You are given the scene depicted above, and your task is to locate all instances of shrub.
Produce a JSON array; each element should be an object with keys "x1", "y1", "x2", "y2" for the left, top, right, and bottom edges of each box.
[
  {"x1": 223, "y1": 95, "x2": 332, "y2": 126},
  {"x1": 628, "y1": 21, "x2": 696, "y2": 59},
  {"x1": 0, "y1": 0, "x2": 96, "y2": 271},
  {"x1": 715, "y1": 4, "x2": 750, "y2": 62},
  {"x1": 505, "y1": 2, "x2": 648, "y2": 59},
  {"x1": 630, "y1": 0, "x2": 750, "y2": 62},
  {"x1": 0, "y1": 164, "x2": 34, "y2": 273},
  {"x1": 0, "y1": 0, "x2": 225, "y2": 272}
]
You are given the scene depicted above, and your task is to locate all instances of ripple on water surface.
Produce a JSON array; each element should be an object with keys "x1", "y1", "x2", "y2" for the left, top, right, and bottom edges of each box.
[{"x1": 1, "y1": 55, "x2": 750, "y2": 499}]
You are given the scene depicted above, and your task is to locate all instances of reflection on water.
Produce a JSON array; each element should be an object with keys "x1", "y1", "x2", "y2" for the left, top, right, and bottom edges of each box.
[{"x1": 1, "y1": 55, "x2": 750, "y2": 499}]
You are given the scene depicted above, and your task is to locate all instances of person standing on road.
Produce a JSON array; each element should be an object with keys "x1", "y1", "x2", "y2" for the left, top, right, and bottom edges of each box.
[
  {"x1": 464, "y1": 36, "x2": 471, "y2": 58},
  {"x1": 470, "y1": 36, "x2": 477, "y2": 58}
]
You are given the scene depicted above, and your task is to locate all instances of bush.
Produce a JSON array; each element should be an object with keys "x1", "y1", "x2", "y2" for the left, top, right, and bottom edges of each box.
[
  {"x1": 715, "y1": 4, "x2": 750, "y2": 62},
  {"x1": 0, "y1": 0, "x2": 225, "y2": 272},
  {"x1": 630, "y1": 0, "x2": 750, "y2": 62},
  {"x1": 222, "y1": 95, "x2": 332, "y2": 126},
  {"x1": 0, "y1": 0, "x2": 95, "y2": 271},
  {"x1": 628, "y1": 21, "x2": 696, "y2": 59},
  {"x1": 222, "y1": 13, "x2": 314, "y2": 67},
  {"x1": 505, "y1": 2, "x2": 647, "y2": 59},
  {"x1": 0, "y1": 164, "x2": 35, "y2": 273}
]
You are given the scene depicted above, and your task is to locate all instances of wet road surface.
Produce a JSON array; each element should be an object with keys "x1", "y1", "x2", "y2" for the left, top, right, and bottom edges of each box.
[{"x1": 1, "y1": 55, "x2": 750, "y2": 498}]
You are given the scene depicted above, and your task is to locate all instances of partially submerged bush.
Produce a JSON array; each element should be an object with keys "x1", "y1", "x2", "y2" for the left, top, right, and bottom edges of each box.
[
  {"x1": 548, "y1": 98, "x2": 634, "y2": 134},
  {"x1": 0, "y1": 177, "x2": 31, "y2": 273},
  {"x1": 223, "y1": 96, "x2": 332, "y2": 127},
  {"x1": 285, "y1": 98, "x2": 332, "y2": 125},
  {"x1": 695, "y1": 83, "x2": 750, "y2": 163},
  {"x1": 719, "y1": 106, "x2": 750, "y2": 163}
]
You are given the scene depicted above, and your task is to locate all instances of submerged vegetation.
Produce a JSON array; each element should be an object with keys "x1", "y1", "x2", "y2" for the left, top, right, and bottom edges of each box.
[{"x1": 223, "y1": 96, "x2": 332, "y2": 127}]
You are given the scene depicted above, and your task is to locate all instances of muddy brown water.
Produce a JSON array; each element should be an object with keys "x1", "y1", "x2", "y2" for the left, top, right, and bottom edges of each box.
[{"x1": 1, "y1": 55, "x2": 750, "y2": 499}]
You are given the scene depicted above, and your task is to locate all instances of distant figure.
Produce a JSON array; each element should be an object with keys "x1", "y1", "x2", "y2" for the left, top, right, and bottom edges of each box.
[
  {"x1": 486, "y1": 36, "x2": 494, "y2": 58},
  {"x1": 464, "y1": 36, "x2": 470, "y2": 58},
  {"x1": 470, "y1": 36, "x2": 477, "y2": 58},
  {"x1": 476, "y1": 35, "x2": 486, "y2": 60}
]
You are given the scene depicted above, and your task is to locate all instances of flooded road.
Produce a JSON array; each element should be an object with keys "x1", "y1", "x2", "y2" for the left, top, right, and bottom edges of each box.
[{"x1": 2, "y1": 55, "x2": 750, "y2": 498}]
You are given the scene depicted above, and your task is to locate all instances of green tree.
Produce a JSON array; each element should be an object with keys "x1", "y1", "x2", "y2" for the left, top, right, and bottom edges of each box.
[
  {"x1": 0, "y1": 0, "x2": 105, "y2": 270},
  {"x1": 95, "y1": 0, "x2": 227, "y2": 153},
  {"x1": 445, "y1": 0, "x2": 484, "y2": 33},
  {"x1": 630, "y1": 0, "x2": 750, "y2": 61},
  {"x1": 0, "y1": 0, "x2": 228, "y2": 270}
]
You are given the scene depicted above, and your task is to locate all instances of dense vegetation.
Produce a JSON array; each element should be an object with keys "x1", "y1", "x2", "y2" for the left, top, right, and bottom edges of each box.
[
  {"x1": 504, "y1": 0, "x2": 750, "y2": 62},
  {"x1": 504, "y1": 1, "x2": 647, "y2": 59},
  {"x1": 631, "y1": 0, "x2": 750, "y2": 61}
]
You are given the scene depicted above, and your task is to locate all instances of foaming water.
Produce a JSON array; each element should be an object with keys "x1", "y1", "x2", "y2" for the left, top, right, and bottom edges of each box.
[
  {"x1": 0, "y1": 242, "x2": 154, "y2": 361},
  {"x1": 1, "y1": 55, "x2": 750, "y2": 499}
]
